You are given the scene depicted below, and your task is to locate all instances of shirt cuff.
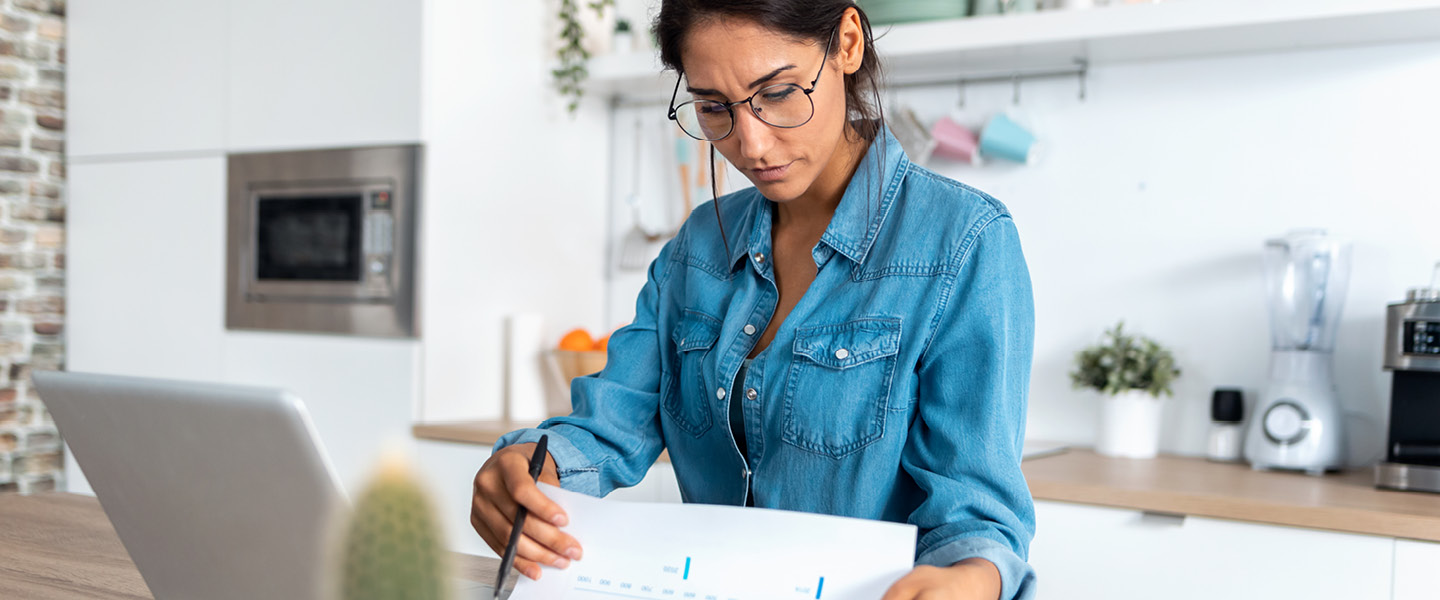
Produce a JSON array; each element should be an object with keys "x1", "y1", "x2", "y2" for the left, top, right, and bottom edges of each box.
[
  {"x1": 494, "y1": 426, "x2": 603, "y2": 497},
  {"x1": 916, "y1": 536, "x2": 1036, "y2": 600}
]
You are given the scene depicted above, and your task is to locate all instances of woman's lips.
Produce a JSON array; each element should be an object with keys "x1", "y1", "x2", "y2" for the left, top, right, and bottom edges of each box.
[{"x1": 750, "y1": 162, "x2": 791, "y2": 183}]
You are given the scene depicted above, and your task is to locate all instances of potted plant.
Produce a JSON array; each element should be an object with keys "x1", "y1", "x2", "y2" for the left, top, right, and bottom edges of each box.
[
  {"x1": 553, "y1": 0, "x2": 615, "y2": 114},
  {"x1": 612, "y1": 18, "x2": 636, "y2": 55},
  {"x1": 1070, "y1": 321, "x2": 1181, "y2": 458}
]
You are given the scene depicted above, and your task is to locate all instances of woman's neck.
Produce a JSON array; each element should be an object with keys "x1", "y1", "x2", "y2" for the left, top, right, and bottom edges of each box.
[{"x1": 774, "y1": 126, "x2": 871, "y2": 235}]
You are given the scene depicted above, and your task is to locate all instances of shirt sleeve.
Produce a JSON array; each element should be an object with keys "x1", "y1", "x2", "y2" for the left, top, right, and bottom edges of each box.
[
  {"x1": 494, "y1": 235, "x2": 678, "y2": 498},
  {"x1": 903, "y1": 214, "x2": 1037, "y2": 600}
]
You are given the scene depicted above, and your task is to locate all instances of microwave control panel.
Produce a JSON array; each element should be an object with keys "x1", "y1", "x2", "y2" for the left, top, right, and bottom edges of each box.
[
  {"x1": 363, "y1": 187, "x2": 396, "y2": 288},
  {"x1": 1404, "y1": 321, "x2": 1440, "y2": 356}
]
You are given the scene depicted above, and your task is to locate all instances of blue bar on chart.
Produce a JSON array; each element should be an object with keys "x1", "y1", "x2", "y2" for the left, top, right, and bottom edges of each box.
[
  {"x1": 816, "y1": 576, "x2": 824, "y2": 599},
  {"x1": 683, "y1": 557, "x2": 691, "y2": 580}
]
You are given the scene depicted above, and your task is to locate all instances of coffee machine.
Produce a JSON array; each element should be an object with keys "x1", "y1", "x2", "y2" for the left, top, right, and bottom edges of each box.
[
  {"x1": 1245, "y1": 230, "x2": 1352, "y2": 475},
  {"x1": 1376, "y1": 262, "x2": 1440, "y2": 493}
]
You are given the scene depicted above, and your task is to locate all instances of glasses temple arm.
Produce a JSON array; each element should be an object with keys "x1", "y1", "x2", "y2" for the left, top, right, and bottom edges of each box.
[
  {"x1": 807, "y1": 25, "x2": 839, "y2": 91},
  {"x1": 667, "y1": 73, "x2": 683, "y2": 119}
]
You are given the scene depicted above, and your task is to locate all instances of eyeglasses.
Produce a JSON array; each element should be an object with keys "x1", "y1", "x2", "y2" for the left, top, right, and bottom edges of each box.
[{"x1": 667, "y1": 26, "x2": 838, "y2": 142}]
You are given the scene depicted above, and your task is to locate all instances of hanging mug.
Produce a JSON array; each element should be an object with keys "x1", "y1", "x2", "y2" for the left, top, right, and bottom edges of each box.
[
  {"x1": 979, "y1": 113, "x2": 1043, "y2": 165},
  {"x1": 930, "y1": 115, "x2": 983, "y2": 166}
]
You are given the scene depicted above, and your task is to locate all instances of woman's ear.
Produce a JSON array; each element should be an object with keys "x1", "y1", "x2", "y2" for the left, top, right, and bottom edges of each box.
[{"x1": 837, "y1": 7, "x2": 866, "y2": 76}]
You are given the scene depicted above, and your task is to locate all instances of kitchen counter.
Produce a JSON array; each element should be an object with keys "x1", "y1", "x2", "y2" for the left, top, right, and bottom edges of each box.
[
  {"x1": 415, "y1": 421, "x2": 1440, "y2": 541},
  {"x1": 0, "y1": 492, "x2": 504, "y2": 599}
]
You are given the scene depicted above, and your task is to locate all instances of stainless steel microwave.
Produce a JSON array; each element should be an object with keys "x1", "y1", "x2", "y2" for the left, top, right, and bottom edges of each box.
[{"x1": 226, "y1": 145, "x2": 421, "y2": 338}]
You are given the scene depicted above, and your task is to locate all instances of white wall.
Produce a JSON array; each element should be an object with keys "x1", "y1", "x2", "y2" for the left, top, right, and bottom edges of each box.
[
  {"x1": 417, "y1": 0, "x2": 610, "y2": 422},
  {"x1": 604, "y1": 40, "x2": 1440, "y2": 466}
]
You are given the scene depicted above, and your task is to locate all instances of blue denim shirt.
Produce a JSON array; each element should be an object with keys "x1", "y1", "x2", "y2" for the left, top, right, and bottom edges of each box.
[{"x1": 497, "y1": 125, "x2": 1037, "y2": 599}]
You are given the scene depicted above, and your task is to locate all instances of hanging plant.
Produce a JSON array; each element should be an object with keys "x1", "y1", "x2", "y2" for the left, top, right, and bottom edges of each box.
[{"x1": 553, "y1": 0, "x2": 614, "y2": 114}]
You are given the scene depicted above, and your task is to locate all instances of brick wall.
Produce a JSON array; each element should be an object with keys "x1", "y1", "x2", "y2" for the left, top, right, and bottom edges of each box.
[{"x1": 0, "y1": 0, "x2": 63, "y2": 495}]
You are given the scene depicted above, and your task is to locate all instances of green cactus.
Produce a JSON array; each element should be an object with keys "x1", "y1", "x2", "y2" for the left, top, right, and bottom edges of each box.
[{"x1": 337, "y1": 454, "x2": 450, "y2": 600}]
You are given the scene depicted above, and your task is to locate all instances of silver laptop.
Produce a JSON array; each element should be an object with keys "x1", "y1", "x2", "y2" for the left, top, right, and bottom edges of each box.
[{"x1": 34, "y1": 370, "x2": 499, "y2": 600}]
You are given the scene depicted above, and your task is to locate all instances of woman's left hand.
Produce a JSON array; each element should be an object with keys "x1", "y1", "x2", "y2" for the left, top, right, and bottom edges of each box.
[{"x1": 880, "y1": 558, "x2": 1002, "y2": 600}]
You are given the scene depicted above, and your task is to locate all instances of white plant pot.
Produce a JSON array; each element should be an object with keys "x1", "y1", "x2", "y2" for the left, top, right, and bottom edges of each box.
[{"x1": 1096, "y1": 390, "x2": 1164, "y2": 459}]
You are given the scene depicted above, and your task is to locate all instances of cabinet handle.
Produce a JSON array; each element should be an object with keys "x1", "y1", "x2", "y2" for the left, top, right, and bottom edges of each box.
[{"x1": 1138, "y1": 510, "x2": 1187, "y2": 527}]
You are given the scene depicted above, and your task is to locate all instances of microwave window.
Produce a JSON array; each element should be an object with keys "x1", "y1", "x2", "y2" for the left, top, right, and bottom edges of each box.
[{"x1": 255, "y1": 195, "x2": 363, "y2": 281}]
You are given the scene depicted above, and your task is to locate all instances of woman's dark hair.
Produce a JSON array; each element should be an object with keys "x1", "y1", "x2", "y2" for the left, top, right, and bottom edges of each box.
[{"x1": 652, "y1": 1, "x2": 887, "y2": 257}]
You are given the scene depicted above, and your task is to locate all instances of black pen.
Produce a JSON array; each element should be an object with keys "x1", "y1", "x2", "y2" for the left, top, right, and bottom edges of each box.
[{"x1": 494, "y1": 434, "x2": 549, "y2": 599}]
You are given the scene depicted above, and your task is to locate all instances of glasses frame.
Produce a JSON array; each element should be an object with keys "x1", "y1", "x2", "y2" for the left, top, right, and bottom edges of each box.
[{"x1": 667, "y1": 25, "x2": 838, "y2": 142}]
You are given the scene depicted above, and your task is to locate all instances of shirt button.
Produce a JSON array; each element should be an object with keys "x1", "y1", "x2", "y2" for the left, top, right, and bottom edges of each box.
[
  {"x1": 753, "y1": 252, "x2": 766, "y2": 264},
  {"x1": 835, "y1": 348, "x2": 850, "y2": 360},
  {"x1": 746, "y1": 388, "x2": 758, "y2": 401},
  {"x1": 743, "y1": 324, "x2": 756, "y2": 335},
  {"x1": 716, "y1": 387, "x2": 726, "y2": 400}
]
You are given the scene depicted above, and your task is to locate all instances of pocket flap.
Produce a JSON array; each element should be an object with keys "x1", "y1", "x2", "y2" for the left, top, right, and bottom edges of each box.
[
  {"x1": 793, "y1": 319, "x2": 901, "y2": 369},
  {"x1": 672, "y1": 310, "x2": 722, "y2": 352}
]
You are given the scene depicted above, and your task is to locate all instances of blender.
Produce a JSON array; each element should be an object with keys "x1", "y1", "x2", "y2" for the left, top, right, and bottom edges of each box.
[{"x1": 1244, "y1": 229, "x2": 1353, "y2": 474}]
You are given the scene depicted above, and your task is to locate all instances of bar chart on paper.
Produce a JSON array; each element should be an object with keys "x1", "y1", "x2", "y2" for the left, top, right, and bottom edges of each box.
[
  {"x1": 563, "y1": 555, "x2": 828, "y2": 600},
  {"x1": 508, "y1": 484, "x2": 917, "y2": 600}
]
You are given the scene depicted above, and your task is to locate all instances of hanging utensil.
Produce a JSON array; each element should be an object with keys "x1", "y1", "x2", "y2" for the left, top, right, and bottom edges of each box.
[{"x1": 619, "y1": 116, "x2": 664, "y2": 271}]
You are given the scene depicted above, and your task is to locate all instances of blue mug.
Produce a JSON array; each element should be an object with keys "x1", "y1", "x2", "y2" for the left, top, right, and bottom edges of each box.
[{"x1": 979, "y1": 113, "x2": 1040, "y2": 164}]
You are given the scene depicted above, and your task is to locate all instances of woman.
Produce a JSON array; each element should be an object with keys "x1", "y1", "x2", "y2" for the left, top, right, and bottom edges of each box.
[{"x1": 472, "y1": 2, "x2": 1036, "y2": 598}]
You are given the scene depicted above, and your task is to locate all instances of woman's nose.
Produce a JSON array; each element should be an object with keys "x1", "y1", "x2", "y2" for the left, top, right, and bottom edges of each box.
[{"x1": 731, "y1": 105, "x2": 774, "y2": 162}]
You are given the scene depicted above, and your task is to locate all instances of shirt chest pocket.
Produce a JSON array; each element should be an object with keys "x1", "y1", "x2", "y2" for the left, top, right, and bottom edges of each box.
[
  {"x1": 663, "y1": 310, "x2": 721, "y2": 437},
  {"x1": 782, "y1": 318, "x2": 902, "y2": 459}
]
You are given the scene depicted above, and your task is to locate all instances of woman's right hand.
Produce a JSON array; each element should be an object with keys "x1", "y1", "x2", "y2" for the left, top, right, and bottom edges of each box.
[{"x1": 471, "y1": 442, "x2": 583, "y2": 580}]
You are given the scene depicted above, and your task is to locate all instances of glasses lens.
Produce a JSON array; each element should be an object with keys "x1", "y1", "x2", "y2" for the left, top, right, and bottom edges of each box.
[
  {"x1": 751, "y1": 84, "x2": 813, "y2": 128},
  {"x1": 675, "y1": 100, "x2": 732, "y2": 141}
]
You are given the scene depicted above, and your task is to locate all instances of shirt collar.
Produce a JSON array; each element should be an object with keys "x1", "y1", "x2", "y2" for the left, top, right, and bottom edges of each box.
[{"x1": 728, "y1": 123, "x2": 909, "y2": 271}]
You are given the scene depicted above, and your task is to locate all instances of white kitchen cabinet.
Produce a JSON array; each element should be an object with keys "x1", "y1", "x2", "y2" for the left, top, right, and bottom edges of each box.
[
  {"x1": 1029, "y1": 500, "x2": 1394, "y2": 599},
  {"x1": 67, "y1": 157, "x2": 228, "y2": 381},
  {"x1": 68, "y1": 0, "x2": 228, "y2": 157},
  {"x1": 225, "y1": 0, "x2": 422, "y2": 151},
  {"x1": 1394, "y1": 538, "x2": 1440, "y2": 600},
  {"x1": 71, "y1": 0, "x2": 421, "y2": 156}
]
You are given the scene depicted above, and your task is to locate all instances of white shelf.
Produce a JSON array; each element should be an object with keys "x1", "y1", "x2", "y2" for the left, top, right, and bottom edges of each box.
[{"x1": 585, "y1": 0, "x2": 1440, "y2": 98}]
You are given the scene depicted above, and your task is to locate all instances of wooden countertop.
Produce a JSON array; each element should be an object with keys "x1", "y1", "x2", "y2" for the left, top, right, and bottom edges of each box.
[
  {"x1": 0, "y1": 493, "x2": 503, "y2": 599},
  {"x1": 0, "y1": 492, "x2": 150, "y2": 599},
  {"x1": 415, "y1": 420, "x2": 1440, "y2": 541}
]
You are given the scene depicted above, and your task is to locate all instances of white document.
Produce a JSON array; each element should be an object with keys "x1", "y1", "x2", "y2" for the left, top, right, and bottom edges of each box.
[{"x1": 508, "y1": 483, "x2": 918, "y2": 600}]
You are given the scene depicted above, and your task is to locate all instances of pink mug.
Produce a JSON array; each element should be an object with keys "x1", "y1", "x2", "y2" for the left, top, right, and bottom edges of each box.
[{"x1": 930, "y1": 116, "x2": 982, "y2": 166}]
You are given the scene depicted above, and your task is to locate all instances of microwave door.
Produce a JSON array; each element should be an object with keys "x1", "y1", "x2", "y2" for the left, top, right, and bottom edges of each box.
[{"x1": 247, "y1": 194, "x2": 386, "y2": 302}]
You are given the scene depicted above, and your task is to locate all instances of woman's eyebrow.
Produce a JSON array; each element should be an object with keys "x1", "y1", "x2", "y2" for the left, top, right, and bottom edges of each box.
[{"x1": 686, "y1": 64, "x2": 798, "y2": 96}]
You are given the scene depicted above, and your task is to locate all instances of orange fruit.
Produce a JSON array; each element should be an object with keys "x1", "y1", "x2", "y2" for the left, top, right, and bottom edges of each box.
[
  {"x1": 558, "y1": 328, "x2": 595, "y2": 351},
  {"x1": 594, "y1": 334, "x2": 610, "y2": 351}
]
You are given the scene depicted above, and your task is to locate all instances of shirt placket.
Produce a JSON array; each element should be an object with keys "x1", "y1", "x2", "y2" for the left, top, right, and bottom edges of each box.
[{"x1": 717, "y1": 215, "x2": 778, "y2": 505}]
